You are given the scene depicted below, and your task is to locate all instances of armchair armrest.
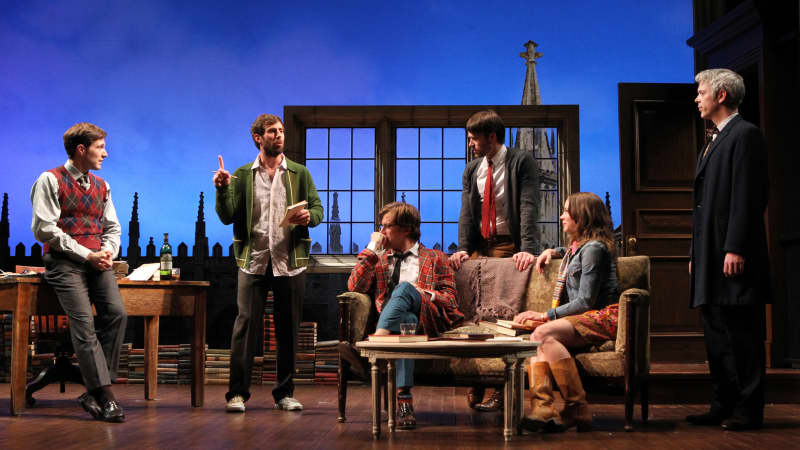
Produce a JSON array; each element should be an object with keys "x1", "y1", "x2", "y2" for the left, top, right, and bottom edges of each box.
[
  {"x1": 337, "y1": 291, "x2": 373, "y2": 344},
  {"x1": 616, "y1": 288, "x2": 651, "y2": 377}
]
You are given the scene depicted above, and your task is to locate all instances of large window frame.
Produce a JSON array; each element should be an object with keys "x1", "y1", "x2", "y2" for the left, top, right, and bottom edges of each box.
[{"x1": 284, "y1": 105, "x2": 580, "y2": 255}]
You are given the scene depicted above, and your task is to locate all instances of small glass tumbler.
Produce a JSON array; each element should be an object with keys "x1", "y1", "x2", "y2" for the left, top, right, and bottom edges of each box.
[{"x1": 400, "y1": 323, "x2": 416, "y2": 335}]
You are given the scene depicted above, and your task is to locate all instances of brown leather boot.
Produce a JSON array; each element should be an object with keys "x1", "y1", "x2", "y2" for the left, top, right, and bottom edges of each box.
[
  {"x1": 550, "y1": 357, "x2": 592, "y2": 432},
  {"x1": 520, "y1": 361, "x2": 564, "y2": 433},
  {"x1": 467, "y1": 386, "x2": 486, "y2": 410}
]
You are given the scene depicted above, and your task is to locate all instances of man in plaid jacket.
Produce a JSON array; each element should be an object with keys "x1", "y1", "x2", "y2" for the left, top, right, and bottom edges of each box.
[{"x1": 347, "y1": 202, "x2": 463, "y2": 429}]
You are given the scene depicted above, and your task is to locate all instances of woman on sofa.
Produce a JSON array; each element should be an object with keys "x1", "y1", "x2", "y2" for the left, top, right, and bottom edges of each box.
[{"x1": 514, "y1": 192, "x2": 619, "y2": 433}]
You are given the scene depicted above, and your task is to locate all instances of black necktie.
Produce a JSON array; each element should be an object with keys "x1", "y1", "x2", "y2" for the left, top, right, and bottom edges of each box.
[{"x1": 388, "y1": 251, "x2": 412, "y2": 295}]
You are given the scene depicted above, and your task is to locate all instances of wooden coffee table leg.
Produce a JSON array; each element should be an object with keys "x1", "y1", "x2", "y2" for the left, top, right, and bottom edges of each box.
[
  {"x1": 144, "y1": 315, "x2": 159, "y2": 400},
  {"x1": 191, "y1": 290, "x2": 206, "y2": 407},
  {"x1": 371, "y1": 358, "x2": 381, "y2": 439},
  {"x1": 515, "y1": 358, "x2": 525, "y2": 434},
  {"x1": 504, "y1": 358, "x2": 514, "y2": 441},
  {"x1": 387, "y1": 360, "x2": 396, "y2": 432}
]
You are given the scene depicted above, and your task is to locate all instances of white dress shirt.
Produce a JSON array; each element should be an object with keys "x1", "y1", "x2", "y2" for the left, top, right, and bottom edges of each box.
[
  {"x1": 244, "y1": 155, "x2": 305, "y2": 277},
  {"x1": 715, "y1": 112, "x2": 738, "y2": 134},
  {"x1": 30, "y1": 159, "x2": 121, "y2": 262},
  {"x1": 476, "y1": 144, "x2": 510, "y2": 236}
]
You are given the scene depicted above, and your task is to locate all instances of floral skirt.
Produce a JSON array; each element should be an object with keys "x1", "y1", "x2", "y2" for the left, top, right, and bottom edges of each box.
[{"x1": 564, "y1": 303, "x2": 619, "y2": 346}]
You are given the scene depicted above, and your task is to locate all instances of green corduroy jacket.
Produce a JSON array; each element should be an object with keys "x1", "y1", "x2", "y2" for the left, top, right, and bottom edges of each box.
[{"x1": 215, "y1": 157, "x2": 323, "y2": 270}]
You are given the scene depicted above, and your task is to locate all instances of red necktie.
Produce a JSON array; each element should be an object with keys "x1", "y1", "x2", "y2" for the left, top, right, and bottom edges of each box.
[{"x1": 481, "y1": 159, "x2": 496, "y2": 239}]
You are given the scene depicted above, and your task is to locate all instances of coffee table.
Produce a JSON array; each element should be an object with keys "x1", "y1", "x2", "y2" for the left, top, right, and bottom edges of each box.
[{"x1": 355, "y1": 339, "x2": 539, "y2": 441}]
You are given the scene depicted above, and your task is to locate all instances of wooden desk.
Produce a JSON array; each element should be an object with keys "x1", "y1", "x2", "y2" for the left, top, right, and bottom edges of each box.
[
  {"x1": 0, "y1": 277, "x2": 209, "y2": 415},
  {"x1": 356, "y1": 340, "x2": 539, "y2": 441}
]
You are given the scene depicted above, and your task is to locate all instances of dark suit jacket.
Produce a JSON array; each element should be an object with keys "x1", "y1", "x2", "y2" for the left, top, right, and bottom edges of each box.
[
  {"x1": 457, "y1": 146, "x2": 539, "y2": 255},
  {"x1": 690, "y1": 114, "x2": 771, "y2": 308}
]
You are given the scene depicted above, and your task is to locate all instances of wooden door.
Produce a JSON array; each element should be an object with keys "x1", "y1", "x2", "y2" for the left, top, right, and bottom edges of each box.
[{"x1": 618, "y1": 83, "x2": 706, "y2": 363}]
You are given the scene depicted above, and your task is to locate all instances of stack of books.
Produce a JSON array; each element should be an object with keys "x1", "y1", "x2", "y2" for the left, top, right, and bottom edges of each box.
[
  {"x1": 479, "y1": 319, "x2": 541, "y2": 336},
  {"x1": 128, "y1": 348, "x2": 145, "y2": 384},
  {"x1": 205, "y1": 347, "x2": 231, "y2": 385},
  {"x1": 178, "y1": 343, "x2": 192, "y2": 385},
  {"x1": 314, "y1": 340, "x2": 339, "y2": 385},
  {"x1": 295, "y1": 322, "x2": 317, "y2": 384},
  {"x1": 0, "y1": 314, "x2": 12, "y2": 382},
  {"x1": 251, "y1": 356, "x2": 263, "y2": 385},
  {"x1": 262, "y1": 292, "x2": 277, "y2": 384},
  {"x1": 157, "y1": 344, "x2": 180, "y2": 384},
  {"x1": 115, "y1": 343, "x2": 132, "y2": 384}
]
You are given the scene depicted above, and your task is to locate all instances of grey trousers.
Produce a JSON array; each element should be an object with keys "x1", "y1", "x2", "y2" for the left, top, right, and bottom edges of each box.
[
  {"x1": 227, "y1": 265, "x2": 305, "y2": 403},
  {"x1": 43, "y1": 252, "x2": 128, "y2": 391}
]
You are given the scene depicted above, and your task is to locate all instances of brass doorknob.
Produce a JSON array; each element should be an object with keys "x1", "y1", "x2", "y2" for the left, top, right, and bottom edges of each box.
[{"x1": 626, "y1": 236, "x2": 638, "y2": 254}]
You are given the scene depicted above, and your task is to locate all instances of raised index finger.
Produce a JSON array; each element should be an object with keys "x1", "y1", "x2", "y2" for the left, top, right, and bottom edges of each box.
[{"x1": 218, "y1": 154, "x2": 225, "y2": 170}]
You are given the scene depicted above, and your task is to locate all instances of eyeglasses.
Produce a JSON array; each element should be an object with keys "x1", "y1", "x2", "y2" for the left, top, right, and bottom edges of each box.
[{"x1": 379, "y1": 223, "x2": 399, "y2": 230}]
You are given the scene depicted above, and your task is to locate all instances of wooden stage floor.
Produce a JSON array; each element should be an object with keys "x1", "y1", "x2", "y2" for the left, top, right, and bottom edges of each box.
[{"x1": 1, "y1": 384, "x2": 798, "y2": 449}]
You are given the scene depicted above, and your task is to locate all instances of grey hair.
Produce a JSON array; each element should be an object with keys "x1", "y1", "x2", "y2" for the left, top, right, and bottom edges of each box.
[{"x1": 695, "y1": 68, "x2": 745, "y2": 109}]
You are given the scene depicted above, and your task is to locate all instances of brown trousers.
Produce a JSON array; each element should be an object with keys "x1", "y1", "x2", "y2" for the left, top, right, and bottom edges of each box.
[{"x1": 470, "y1": 236, "x2": 516, "y2": 259}]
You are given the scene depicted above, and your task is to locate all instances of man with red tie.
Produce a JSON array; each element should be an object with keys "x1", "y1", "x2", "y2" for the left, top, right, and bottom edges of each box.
[
  {"x1": 348, "y1": 202, "x2": 463, "y2": 429},
  {"x1": 449, "y1": 109, "x2": 540, "y2": 411}
]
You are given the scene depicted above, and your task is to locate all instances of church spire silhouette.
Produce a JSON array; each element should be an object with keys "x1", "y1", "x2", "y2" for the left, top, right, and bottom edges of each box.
[{"x1": 329, "y1": 192, "x2": 343, "y2": 253}]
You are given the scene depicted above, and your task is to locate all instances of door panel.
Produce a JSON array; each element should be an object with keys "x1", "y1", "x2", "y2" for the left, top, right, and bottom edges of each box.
[{"x1": 619, "y1": 83, "x2": 705, "y2": 362}]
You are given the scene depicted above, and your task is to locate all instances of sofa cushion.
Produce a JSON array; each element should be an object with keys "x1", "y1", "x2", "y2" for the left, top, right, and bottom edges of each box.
[{"x1": 575, "y1": 351, "x2": 624, "y2": 377}]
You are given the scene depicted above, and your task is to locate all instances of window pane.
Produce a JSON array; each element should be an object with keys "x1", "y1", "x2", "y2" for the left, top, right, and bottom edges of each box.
[
  {"x1": 306, "y1": 159, "x2": 328, "y2": 190},
  {"x1": 330, "y1": 128, "x2": 351, "y2": 158},
  {"x1": 420, "y1": 128, "x2": 442, "y2": 158},
  {"x1": 327, "y1": 223, "x2": 350, "y2": 254},
  {"x1": 396, "y1": 128, "x2": 418, "y2": 158},
  {"x1": 443, "y1": 159, "x2": 465, "y2": 190},
  {"x1": 329, "y1": 191, "x2": 351, "y2": 222},
  {"x1": 352, "y1": 159, "x2": 375, "y2": 190},
  {"x1": 443, "y1": 128, "x2": 465, "y2": 158},
  {"x1": 317, "y1": 191, "x2": 329, "y2": 221},
  {"x1": 396, "y1": 190, "x2": 418, "y2": 209},
  {"x1": 419, "y1": 191, "x2": 442, "y2": 222},
  {"x1": 420, "y1": 223, "x2": 442, "y2": 251},
  {"x1": 443, "y1": 191, "x2": 461, "y2": 221},
  {"x1": 538, "y1": 223, "x2": 560, "y2": 253},
  {"x1": 444, "y1": 223, "x2": 459, "y2": 254},
  {"x1": 352, "y1": 191, "x2": 374, "y2": 222},
  {"x1": 537, "y1": 158, "x2": 558, "y2": 190},
  {"x1": 419, "y1": 159, "x2": 442, "y2": 190},
  {"x1": 539, "y1": 190, "x2": 559, "y2": 222},
  {"x1": 353, "y1": 128, "x2": 375, "y2": 158},
  {"x1": 351, "y1": 223, "x2": 373, "y2": 254},
  {"x1": 395, "y1": 159, "x2": 418, "y2": 190},
  {"x1": 306, "y1": 129, "x2": 328, "y2": 158},
  {"x1": 329, "y1": 160, "x2": 351, "y2": 190},
  {"x1": 310, "y1": 225, "x2": 327, "y2": 254}
]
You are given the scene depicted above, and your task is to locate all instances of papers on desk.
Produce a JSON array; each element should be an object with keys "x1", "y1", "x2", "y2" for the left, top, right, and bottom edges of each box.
[
  {"x1": 279, "y1": 200, "x2": 307, "y2": 227},
  {"x1": 125, "y1": 263, "x2": 160, "y2": 281},
  {"x1": 487, "y1": 336, "x2": 524, "y2": 342}
]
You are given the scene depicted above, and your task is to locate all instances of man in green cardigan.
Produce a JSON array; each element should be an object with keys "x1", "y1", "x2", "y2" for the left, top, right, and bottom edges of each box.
[{"x1": 213, "y1": 113, "x2": 323, "y2": 413}]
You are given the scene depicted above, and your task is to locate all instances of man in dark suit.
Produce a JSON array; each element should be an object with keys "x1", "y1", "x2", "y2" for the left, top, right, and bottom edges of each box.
[
  {"x1": 449, "y1": 109, "x2": 539, "y2": 411},
  {"x1": 687, "y1": 68, "x2": 770, "y2": 431}
]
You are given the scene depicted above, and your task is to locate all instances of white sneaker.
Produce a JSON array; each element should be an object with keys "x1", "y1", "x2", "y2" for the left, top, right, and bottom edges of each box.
[
  {"x1": 226, "y1": 395, "x2": 246, "y2": 412},
  {"x1": 274, "y1": 397, "x2": 303, "y2": 411}
]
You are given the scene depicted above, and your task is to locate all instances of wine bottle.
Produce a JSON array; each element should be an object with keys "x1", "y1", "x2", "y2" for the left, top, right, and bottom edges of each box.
[{"x1": 160, "y1": 233, "x2": 172, "y2": 280}]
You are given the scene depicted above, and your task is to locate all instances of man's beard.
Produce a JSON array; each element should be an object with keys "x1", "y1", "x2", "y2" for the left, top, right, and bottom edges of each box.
[{"x1": 263, "y1": 144, "x2": 284, "y2": 157}]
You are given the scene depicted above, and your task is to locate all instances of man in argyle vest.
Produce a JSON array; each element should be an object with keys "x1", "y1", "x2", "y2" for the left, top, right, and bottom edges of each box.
[{"x1": 31, "y1": 122, "x2": 127, "y2": 422}]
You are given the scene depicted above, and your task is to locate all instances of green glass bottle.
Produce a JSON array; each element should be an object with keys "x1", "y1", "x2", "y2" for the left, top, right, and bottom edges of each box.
[{"x1": 159, "y1": 233, "x2": 172, "y2": 280}]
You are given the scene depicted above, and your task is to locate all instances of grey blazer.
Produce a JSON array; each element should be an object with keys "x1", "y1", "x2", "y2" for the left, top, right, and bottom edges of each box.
[
  {"x1": 547, "y1": 240, "x2": 619, "y2": 321},
  {"x1": 457, "y1": 147, "x2": 539, "y2": 254}
]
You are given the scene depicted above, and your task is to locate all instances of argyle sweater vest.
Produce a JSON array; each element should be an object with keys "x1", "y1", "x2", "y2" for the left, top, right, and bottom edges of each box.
[{"x1": 43, "y1": 166, "x2": 108, "y2": 254}]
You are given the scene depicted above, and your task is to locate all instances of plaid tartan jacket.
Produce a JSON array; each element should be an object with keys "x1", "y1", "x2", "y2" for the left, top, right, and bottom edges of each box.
[{"x1": 347, "y1": 243, "x2": 464, "y2": 337}]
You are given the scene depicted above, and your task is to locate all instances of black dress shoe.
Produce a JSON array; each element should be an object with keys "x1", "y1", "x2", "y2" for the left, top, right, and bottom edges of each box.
[
  {"x1": 721, "y1": 416, "x2": 762, "y2": 431},
  {"x1": 686, "y1": 410, "x2": 729, "y2": 426},
  {"x1": 100, "y1": 400, "x2": 125, "y2": 423},
  {"x1": 474, "y1": 390, "x2": 503, "y2": 412},
  {"x1": 78, "y1": 392, "x2": 102, "y2": 420},
  {"x1": 467, "y1": 386, "x2": 486, "y2": 410},
  {"x1": 397, "y1": 401, "x2": 416, "y2": 430}
]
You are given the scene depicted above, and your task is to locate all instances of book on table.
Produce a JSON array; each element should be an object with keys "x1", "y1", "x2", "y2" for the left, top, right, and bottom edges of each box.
[
  {"x1": 480, "y1": 319, "x2": 545, "y2": 336},
  {"x1": 434, "y1": 333, "x2": 495, "y2": 341},
  {"x1": 367, "y1": 334, "x2": 429, "y2": 343}
]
